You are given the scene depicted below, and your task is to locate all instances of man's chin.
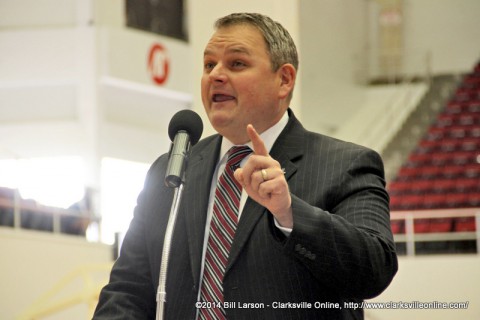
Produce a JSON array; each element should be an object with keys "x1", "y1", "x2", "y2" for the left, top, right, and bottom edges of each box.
[{"x1": 208, "y1": 111, "x2": 233, "y2": 127}]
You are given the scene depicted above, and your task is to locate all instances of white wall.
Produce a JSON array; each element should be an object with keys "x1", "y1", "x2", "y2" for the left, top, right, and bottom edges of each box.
[
  {"x1": 403, "y1": 0, "x2": 480, "y2": 75},
  {"x1": 298, "y1": 0, "x2": 480, "y2": 134},
  {"x1": 368, "y1": 0, "x2": 480, "y2": 79},
  {"x1": 366, "y1": 255, "x2": 480, "y2": 320},
  {"x1": 0, "y1": 227, "x2": 112, "y2": 320},
  {"x1": 299, "y1": 0, "x2": 368, "y2": 134},
  {"x1": 2, "y1": 227, "x2": 479, "y2": 320},
  {"x1": 0, "y1": 0, "x2": 192, "y2": 186},
  {"x1": 0, "y1": 0, "x2": 79, "y2": 28}
]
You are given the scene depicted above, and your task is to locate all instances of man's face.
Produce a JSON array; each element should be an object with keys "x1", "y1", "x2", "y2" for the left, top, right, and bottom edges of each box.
[{"x1": 201, "y1": 24, "x2": 287, "y2": 144}]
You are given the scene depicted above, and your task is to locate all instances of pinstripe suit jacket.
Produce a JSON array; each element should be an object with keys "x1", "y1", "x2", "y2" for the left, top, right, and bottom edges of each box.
[{"x1": 94, "y1": 109, "x2": 398, "y2": 320}]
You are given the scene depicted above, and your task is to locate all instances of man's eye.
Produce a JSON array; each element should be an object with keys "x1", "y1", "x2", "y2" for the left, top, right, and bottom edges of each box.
[
  {"x1": 204, "y1": 62, "x2": 215, "y2": 70},
  {"x1": 232, "y1": 61, "x2": 246, "y2": 68}
]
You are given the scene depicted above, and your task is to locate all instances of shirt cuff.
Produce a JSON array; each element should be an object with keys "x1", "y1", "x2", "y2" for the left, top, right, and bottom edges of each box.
[{"x1": 274, "y1": 218, "x2": 292, "y2": 236}]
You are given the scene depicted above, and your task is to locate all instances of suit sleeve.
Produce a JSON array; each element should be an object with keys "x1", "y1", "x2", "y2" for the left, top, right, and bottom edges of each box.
[
  {"x1": 93, "y1": 155, "x2": 170, "y2": 319},
  {"x1": 284, "y1": 147, "x2": 398, "y2": 300}
]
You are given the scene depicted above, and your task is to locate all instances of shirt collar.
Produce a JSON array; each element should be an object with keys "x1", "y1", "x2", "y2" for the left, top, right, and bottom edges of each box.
[{"x1": 219, "y1": 111, "x2": 289, "y2": 162}]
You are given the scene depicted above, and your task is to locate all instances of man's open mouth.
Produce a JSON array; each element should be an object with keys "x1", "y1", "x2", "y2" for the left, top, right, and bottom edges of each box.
[{"x1": 213, "y1": 94, "x2": 235, "y2": 102}]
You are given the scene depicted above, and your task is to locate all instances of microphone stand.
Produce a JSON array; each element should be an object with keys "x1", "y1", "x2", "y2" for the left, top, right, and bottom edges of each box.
[
  {"x1": 155, "y1": 179, "x2": 185, "y2": 320},
  {"x1": 155, "y1": 110, "x2": 202, "y2": 319}
]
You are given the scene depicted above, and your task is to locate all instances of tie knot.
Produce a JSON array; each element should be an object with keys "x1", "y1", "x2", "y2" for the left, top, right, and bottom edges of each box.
[{"x1": 227, "y1": 146, "x2": 252, "y2": 170}]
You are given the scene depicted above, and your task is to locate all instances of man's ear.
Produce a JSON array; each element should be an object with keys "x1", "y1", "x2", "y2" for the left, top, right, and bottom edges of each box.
[{"x1": 278, "y1": 64, "x2": 296, "y2": 99}]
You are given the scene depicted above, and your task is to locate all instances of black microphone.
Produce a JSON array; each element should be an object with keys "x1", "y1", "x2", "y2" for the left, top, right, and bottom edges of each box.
[{"x1": 165, "y1": 109, "x2": 203, "y2": 188}]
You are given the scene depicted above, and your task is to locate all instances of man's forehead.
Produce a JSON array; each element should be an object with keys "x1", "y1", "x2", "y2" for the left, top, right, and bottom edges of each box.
[{"x1": 204, "y1": 25, "x2": 265, "y2": 56}]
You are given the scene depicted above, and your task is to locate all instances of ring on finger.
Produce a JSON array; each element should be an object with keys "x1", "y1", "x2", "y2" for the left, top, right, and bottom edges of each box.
[{"x1": 261, "y1": 169, "x2": 268, "y2": 181}]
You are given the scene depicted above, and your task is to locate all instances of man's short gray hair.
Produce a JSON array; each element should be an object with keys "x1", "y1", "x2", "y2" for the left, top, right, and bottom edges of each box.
[{"x1": 214, "y1": 12, "x2": 299, "y2": 73}]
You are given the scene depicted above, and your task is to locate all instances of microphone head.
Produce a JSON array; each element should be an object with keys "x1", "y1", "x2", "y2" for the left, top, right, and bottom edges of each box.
[{"x1": 168, "y1": 109, "x2": 203, "y2": 145}]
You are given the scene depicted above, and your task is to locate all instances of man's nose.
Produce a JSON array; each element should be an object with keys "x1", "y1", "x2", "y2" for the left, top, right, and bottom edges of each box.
[{"x1": 209, "y1": 63, "x2": 228, "y2": 83}]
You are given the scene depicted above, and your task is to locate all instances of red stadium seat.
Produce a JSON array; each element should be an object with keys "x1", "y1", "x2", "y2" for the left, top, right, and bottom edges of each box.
[
  {"x1": 390, "y1": 220, "x2": 405, "y2": 234},
  {"x1": 429, "y1": 218, "x2": 453, "y2": 233},
  {"x1": 414, "y1": 218, "x2": 431, "y2": 233},
  {"x1": 453, "y1": 217, "x2": 476, "y2": 232},
  {"x1": 390, "y1": 60, "x2": 479, "y2": 243}
]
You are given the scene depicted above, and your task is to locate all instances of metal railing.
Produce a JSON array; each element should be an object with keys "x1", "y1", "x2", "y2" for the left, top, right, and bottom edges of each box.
[
  {"x1": 391, "y1": 208, "x2": 480, "y2": 256},
  {"x1": 0, "y1": 189, "x2": 101, "y2": 239}
]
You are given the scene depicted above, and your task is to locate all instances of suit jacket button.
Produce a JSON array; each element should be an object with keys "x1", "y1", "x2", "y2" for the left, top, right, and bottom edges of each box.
[{"x1": 306, "y1": 252, "x2": 316, "y2": 260}]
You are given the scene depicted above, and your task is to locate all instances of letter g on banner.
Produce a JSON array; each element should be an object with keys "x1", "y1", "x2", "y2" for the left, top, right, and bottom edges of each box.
[{"x1": 148, "y1": 43, "x2": 170, "y2": 85}]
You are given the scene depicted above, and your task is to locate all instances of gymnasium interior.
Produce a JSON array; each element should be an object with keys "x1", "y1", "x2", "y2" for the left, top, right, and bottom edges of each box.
[{"x1": 1, "y1": 0, "x2": 479, "y2": 319}]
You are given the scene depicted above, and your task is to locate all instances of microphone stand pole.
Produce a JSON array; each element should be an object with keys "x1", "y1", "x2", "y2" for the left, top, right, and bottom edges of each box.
[{"x1": 156, "y1": 181, "x2": 184, "y2": 320}]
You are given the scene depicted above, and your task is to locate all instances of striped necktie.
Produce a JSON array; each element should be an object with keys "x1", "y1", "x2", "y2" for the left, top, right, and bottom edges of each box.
[{"x1": 199, "y1": 146, "x2": 252, "y2": 319}]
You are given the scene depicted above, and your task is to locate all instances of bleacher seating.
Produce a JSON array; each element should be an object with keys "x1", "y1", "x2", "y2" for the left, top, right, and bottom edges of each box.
[
  {"x1": 0, "y1": 186, "x2": 92, "y2": 236},
  {"x1": 0, "y1": 187, "x2": 15, "y2": 226},
  {"x1": 389, "y1": 60, "x2": 480, "y2": 236}
]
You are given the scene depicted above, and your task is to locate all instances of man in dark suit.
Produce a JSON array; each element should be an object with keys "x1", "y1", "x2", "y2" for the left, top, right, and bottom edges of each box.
[{"x1": 94, "y1": 12, "x2": 397, "y2": 320}]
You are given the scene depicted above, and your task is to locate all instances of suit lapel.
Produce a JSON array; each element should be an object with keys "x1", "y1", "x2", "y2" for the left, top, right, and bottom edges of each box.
[
  {"x1": 226, "y1": 112, "x2": 304, "y2": 274},
  {"x1": 182, "y1": 136, "x2": 222, "y2": 288}
]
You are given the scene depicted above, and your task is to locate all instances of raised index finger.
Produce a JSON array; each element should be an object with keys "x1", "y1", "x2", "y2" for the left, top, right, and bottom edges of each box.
[{"x1": 247, "y1": 124, "x2": 269, "y2": 156}]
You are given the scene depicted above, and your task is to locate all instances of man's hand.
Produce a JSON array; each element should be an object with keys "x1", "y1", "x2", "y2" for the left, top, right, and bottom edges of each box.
[{"x1": 234, "y1": 124, "x2": 293, "y2": 228}]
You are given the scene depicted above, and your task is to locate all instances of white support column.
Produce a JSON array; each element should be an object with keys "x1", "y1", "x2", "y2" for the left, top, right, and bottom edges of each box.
[{"x1": 75, "y1": 0, "x2": 102, "y2": 233}]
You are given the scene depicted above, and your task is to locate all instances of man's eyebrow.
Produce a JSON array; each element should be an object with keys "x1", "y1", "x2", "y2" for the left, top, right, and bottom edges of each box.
[
  {"x1": 203, "y1": 46, "x2": 251, "y2": 57},
  {"x1": 203, "y1": 48, "x2": 214, "y2": 57},
  {"x1": 226, "y1": 46, "x2": 251, "y2": 55}
]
